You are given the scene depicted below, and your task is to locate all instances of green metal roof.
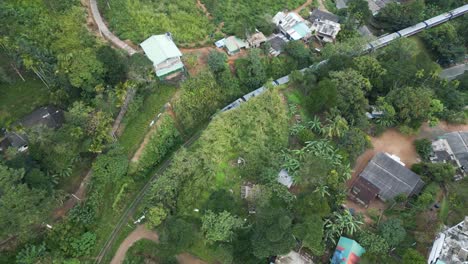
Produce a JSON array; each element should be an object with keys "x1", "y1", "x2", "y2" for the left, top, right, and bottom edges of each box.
[
  {"x1": 293, "y1": 22, "x2": 311, "y2": 38},
  {"x1": 140, "y1": 34, "x2": 182, "y2": 65},
  {"x1": 225, "y1": 36, "x2": 247, "y2": 53},
  {"x1": 155, "y1": 61, "x2": 184, "y2": 77}
]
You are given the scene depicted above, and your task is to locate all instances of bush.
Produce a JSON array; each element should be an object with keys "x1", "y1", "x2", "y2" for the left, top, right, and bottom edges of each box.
[
  {"x1": 137, "y1": 114, "x2": 181, "y2": 172},
  {"x1": 414, "y1": 138, "x2": 432, "y2": 161}
]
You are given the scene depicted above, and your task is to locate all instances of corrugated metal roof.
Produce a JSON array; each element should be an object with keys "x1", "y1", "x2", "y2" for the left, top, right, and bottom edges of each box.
[
  {"x1": 140, "y1": 34, "x2": 182, "y2": 65},
  {"x1": 360, "y1": 152, "x2": 424, "y2": 201},
  {"x1": 443, "y1": 131, "x2": 468, "y2": 169},
  {"x1": 225, "y1": 36, "x2": 247, "y2": 53}
]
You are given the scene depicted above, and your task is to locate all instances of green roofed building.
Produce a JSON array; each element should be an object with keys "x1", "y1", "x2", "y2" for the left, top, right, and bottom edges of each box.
[
  {"x1": 331, "y1": 236, "x2": 366, "y2": 264},
  {"x1": 224, "y1": 36, "x2": 247, "y2": 55},
  {"x1": 140, "y1": 33, "x2": 185, "y2": 80}
]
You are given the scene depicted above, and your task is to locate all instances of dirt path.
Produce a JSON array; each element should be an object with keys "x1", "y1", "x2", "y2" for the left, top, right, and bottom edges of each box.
[
  {"x1": 110, "y1": 225, "x2": 159, "y2": 264},
  {"x1": 294, "y1": 0, "x2": 313, "y2": 13},
  {"x1": 316, "y1": 0, "x2": 328, "y2": 11},
  {"x1": 196, "y1": 0, "x2": 212, "y2": 19},
  {"x1": 131, "y1": 109, "x2": 167, "y2": 163},
  {"x1": 110, "y1": 225, "x2": 207, "y2": 264}
]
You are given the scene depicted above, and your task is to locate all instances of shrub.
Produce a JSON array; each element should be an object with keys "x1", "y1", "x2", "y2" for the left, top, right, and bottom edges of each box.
[
  {"x1": 414, "y1": 138, "x2": 432, "y2": 161},
  {"x1": 137, "y1": 114, "x2": 181, "y2": 172}
]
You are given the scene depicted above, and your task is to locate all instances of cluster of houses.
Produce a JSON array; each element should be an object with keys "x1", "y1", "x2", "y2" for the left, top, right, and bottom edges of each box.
[
  {"x1": 139, "y1": 8, "x2": 343, "y2": 81},
  {"x1": 216, "y1": 9, "x2": 342, "y2": 57}
]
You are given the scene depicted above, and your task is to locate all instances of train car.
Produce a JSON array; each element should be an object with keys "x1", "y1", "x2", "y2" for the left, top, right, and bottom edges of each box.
[
  {"x1": 397, "y1": 22, "x2": 427, "y2": 37},
  {"x1": 276, "y1": 75, "x2": 290, "y2": 85},
  {"x1": 424, "y1": 12, "x2": 452, "y2": 27},
  {"x1": 368, "y1": 32, "x2": 401, "y2": 49},
  {"x1": 449, "y1": 4, "x2": 468, "y2": 19}
]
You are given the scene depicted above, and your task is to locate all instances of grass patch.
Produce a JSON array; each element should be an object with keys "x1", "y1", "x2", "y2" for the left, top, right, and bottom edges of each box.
[
  {"x1": 0, "y1": 54, "x2": 49, "y2": 125},
  {"x1": 439, "y1": 195, "x2": 449, "y2": 223},
  {"x1": 119, "y1": 85, "x2": 176, "y2": 156}
]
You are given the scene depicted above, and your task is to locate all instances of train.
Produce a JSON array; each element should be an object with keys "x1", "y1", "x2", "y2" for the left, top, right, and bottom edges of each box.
[
  {"x1": 365, "y1": 4, "x2": 468, "y2": 51},
  {"x1": 220, "y1": 4, "x2": 468, "y2": 113}
]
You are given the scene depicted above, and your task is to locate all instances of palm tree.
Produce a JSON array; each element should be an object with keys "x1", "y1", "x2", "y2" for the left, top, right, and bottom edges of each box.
[
  {"x1": 324, "y1": 115, "x2": 349, "y2": 138},
  {"x1": 325, "y1": 210, "x2": 363, "y2": 243},
  {"x1": 314, "y1": 185, "x2": 330, "y2": 198},
  {"x1": 290, "y1": 123, "x2": 305, "y2": 136},
  {"x1": 307, "y1": 116, "x2": 322, "y2": 133},
  {"x1": 292, "y1": 148, "x2": 307, "y2": 161},
  {"x1": 283, "y1": 156, "x2": 300, "y2": 173},
  {"x1": 340, "y1": 163, "x2": 353, "y2": 181}
]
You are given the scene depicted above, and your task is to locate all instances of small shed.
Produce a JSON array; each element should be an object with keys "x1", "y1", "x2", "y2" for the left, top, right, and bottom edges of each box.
[{"x1": 224, "y1": 36, "x2": 247, "y2": 55}]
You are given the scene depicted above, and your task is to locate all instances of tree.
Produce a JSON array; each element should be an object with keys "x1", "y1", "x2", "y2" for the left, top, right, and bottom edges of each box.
[
  {"x1": 251, "y1": 205, "x2": 295, "y2": 259},
  {"x1": 159, "y1": 217, "x2": 197, "y2": 254},
  {"x1": 325, "y1": 210, "x2": 363, "y2": 243},
  {"x1": 412, "y1": 162, "x2": 455, "y2": 184},
  {"x1": 284, "y1": 41, "x2": 310, "y2": 68},
  {"x1": 0, "y1": 165, "x2": 51, "y2": 243},
  {"x1": 421, "y1": 23, "x2": 465, "y2": 66},
  {"x1": 352, "y1": 56, "x2": 386, "y2": 98},
  {"x1": 347, "y1": 0, "x2": 372, "y2": 25},
  {"x1": 202, "y1": 210, "x2": 244, "y2": 244},
  {"x1": 385, "y1": 86, "x2": 435, "y2": 127},
  {"x1": 414, "y1": 139, "x2": 432, "y2": 161},
  {"x1": 293, "y1": 215, "x2": 325, "y2": 256},
  {"x1": 339, "y1": 128, "x2": 371, "y2": 162},
  {"x1": 402, "y1": 249, "x2": 426, "y2": 264},
  {"x1": 235, "y1": 49, "x2": 267, "y2": 90},
  {"x1": 146, "y1": 205, "x2": 168, "y2": 229},
  {"x1": 378, "y1": 218, "x2": 406, "y2": 247},
  {"x1": 306, "y1": 79, "x2": 337, "y2": 113},
  {"x1": 375, "y1": 0, "x2": 425, "y2": 31},
  {"x1": 358, "y1": 230, "x2": 389, "y2": 255},
  {"x1": 96, "y1": 45, "x2": 128, "y2": 85},
  {"x1": 16, "y1": 243, "x2": 47, "y2": 264},
  {"x1": 92, "y1": 145, "x2": 129, "y2": 184},
  {"x1": 330, "y1": 70, "x2": 371, "y2": 122},
  {"x1": 207, "y1": 50, "x2": 228, "y2": 75},
  {"x1": 323, "y1": 113, "x2": 349, "y2": 138}
]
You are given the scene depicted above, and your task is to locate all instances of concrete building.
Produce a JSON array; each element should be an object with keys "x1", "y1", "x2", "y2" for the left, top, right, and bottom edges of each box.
[
  {"x1": 428, "y1": 216, "x2": 468, "y2": 264},
  {"x1": 140, "y1": 34, "x2": 185, "y2": 80},
  {"x1": 273, "y1": 12, "x2": 312, "y2": 41},
  {"x1": 247, "y1": 31, "x2": 267, "y2": 48},
  {"x1": 309, "y1": 10, "x2": 341, "y2": 43}
]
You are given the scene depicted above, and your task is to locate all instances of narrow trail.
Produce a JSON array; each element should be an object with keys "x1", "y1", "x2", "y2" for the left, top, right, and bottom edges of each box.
[
  {"x1": 110, "y1": 225, "x2": 207, "y2": 264},
  {"x1": 316, "y1": 0, "x2": 328, "y2": 12},
  {"x1": 294, "y1": 0, "x2": 314, "y2": 13},
  {"x1": 196, "y1": 0, "x2": 212, "y2": 19},
  {"x1": 110, "y1": 225, "x2": 159, "y2": 264}
]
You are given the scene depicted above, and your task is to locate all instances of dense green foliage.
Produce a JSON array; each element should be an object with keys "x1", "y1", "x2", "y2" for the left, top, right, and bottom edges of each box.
[
  {"x1": 137, "y1": 114, "x2": 181, "y2": 172},
  {"x1": 202, "y1": 0, "x2": 305, "y2": 36},
  {"x1": 98, "y1": 0, "x2": 214, "y2": 44}
]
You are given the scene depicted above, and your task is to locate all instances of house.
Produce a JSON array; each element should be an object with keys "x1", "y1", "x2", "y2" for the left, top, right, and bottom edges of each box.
[
  {"x1": 331, "y1": 236, "x2": 366, "y2": 264},
  {"x1": 309, "y1": 9, "x2": 340, "y2": 23},
  {"x1": 428, "y1": 216, "x2": 468, "y2": 264},
  {"x1": 309, "y1": 10, "x2": 341, "y2": 43},
  {"x1": 276, "y1": 251, "x2": 313, "y2": 264},
  {"x1": 246, "y1": 31, "x2": 267, "y2": 48},
  {"x1": 431, "y1": 131, "x2": 468, "y2": 178},
  {"x1": 366, "y1": 0, "x2": 395, "y2": 15},
  {"x1": 0, "y1": 106, "x2": 64, "y2": 152},
  {"x1": 267, "y1": 34, "x2": 288, "y2": 56},
  {"x1": 224, "y1": 36, "x2": 247, "y2": 55},
  {"x1": 278, "y1": 169, "x2": 293, "y2": 188},
  {"x1": 349, "y1": 152, "x2": 425, "y2": 206},
  {"x1": 273, "y1": 12, "x2": 312, "y2": 41},
  {"x1": 140, "y1": 33, "x2": 185, "y2": 80}
]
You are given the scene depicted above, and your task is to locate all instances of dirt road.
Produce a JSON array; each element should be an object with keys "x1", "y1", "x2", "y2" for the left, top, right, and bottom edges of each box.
[
  {"x1": 316, "y1": 0, "x2": 328, "y2": 11},
  {"x1": 110, "y1": 225, "x2": 207, "y2": 264},
  {"x1": 110, "y1": 225, "x2": 159, "y2": 264},
  {"x1": 294, "y1": 0, "x2": 313, "y2": 13}
]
